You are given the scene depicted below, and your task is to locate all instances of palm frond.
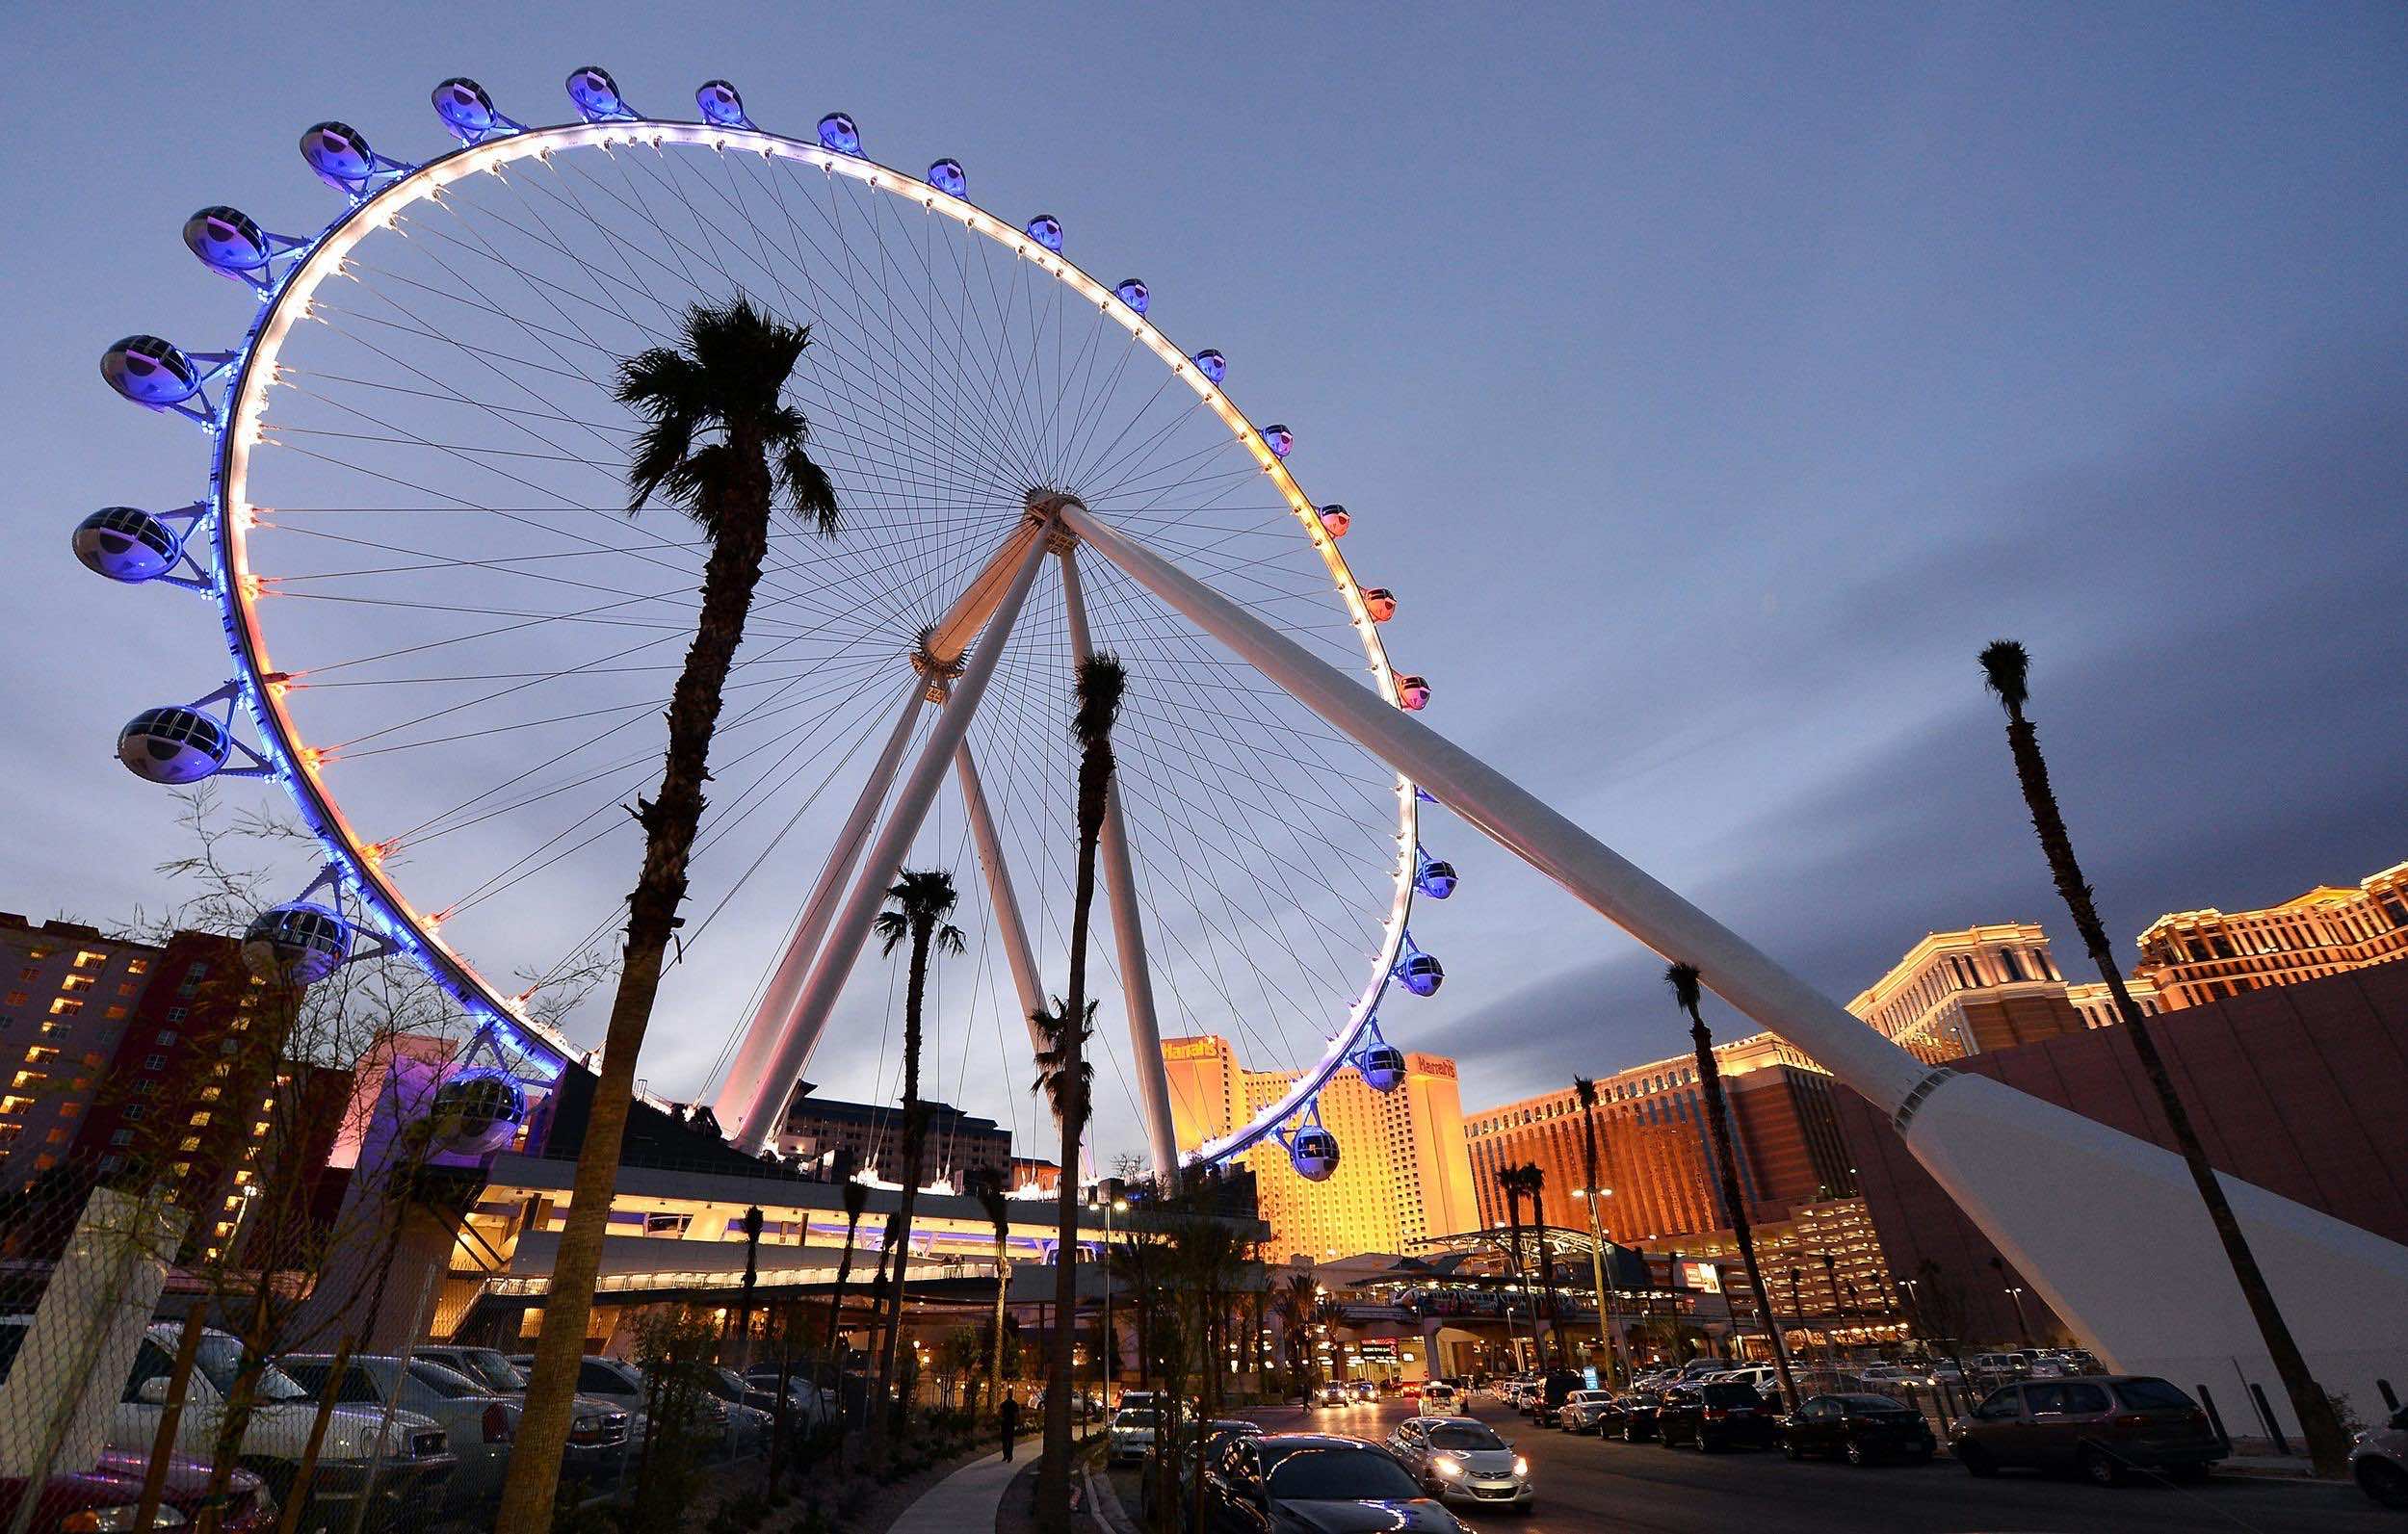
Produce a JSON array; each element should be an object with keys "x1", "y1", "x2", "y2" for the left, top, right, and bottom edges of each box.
[
  {"x1": 1978, "y1": 638, "x2": 2029, "y2": 714},
  {"x1": 1664, "y1": 960, "x2": 1703, "y2": 1014},
  {"x1": 1072, "y1": 653, "x2": 1128, "y2": 746},
  {"x1": 934, "y1": 923, "x2": 967, "y2": 957},
  {"x1": 873, "y1": 909, "x2": 908, "y2": 956}
]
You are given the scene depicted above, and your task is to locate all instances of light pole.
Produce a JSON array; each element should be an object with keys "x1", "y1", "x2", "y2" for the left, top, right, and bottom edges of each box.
[
  {"x1": 1573, "y1": 1186, "x2": 1625, "y2": 1384},
  {"x1": 2003, "y1": 1286, "x2": 2031, "y2": 1347}
]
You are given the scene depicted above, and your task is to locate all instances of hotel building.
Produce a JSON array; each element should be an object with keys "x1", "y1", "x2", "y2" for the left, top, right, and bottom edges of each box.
[
  {"x1": 0, "y1": 915, "x2": 155, "y2": 1187},
  {"x1": 2133, "y1": 860, "x2": 2408, "y2": 1009},
  {"x1": 1162, "y1": 1034, "x2": 1479, "y2": 1263},
  {"x1": 1844, "y1": 924, "x2": 2105, "y2": 1062},
  {"x1": 1462, "y1": 1033, "x2": 1854, "y2": 1244}
]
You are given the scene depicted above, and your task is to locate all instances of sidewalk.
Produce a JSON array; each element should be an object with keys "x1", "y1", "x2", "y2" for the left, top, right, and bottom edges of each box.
[{"x1": 886, "y1": 1447, "x2": 1023, "y2": 1534}]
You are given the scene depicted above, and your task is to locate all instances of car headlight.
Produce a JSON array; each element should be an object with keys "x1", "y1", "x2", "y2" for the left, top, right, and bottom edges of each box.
[
  {"x1": 1512, "y1": 1457, "x2": 1529, "y2": 1477},
  {"x1": 1434, "y1": 1456, "x2": 1462, "y2": 1477},
  {"x1": 64, "y1": 1509, "x2": 187, "y2": 1532}
]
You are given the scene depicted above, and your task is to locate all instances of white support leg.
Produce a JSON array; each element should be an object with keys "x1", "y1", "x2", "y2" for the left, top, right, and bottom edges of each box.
[
  {"x1": 713, "y1": 525, "x2": 1053, "y2": 1130},
  {"x1": 1059, "y1": 499, "x2": 2408, "y2": 1418},
  {"x1": 712, "y1": 672, "x2": 929, "y2": 1128},
  {"x1": 731, "y1": 517, "x2": 1057, "y2": 1151},
  {"x1": 954, "y1": 740, "x2": 1049, "y2": 1054},
  {"x1": 1059, "y1": 547, "x2": 1182, "y2": 1183}
]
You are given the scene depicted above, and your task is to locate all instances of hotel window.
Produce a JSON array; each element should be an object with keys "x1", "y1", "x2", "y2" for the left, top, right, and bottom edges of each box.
[
  {"x1": 74, "y1": 950, "x2": 106, "y2": 970},
  {"x1": 143, "y1": 1053, "x2": 167, "y2": 1070},
  {"x1": 126, "y1": 958, "x2": 148, "y2": 975},
  {"x1": 61, "y1": 975, "x2": 93, "y2": 993},
  {"x1": 48, "y1": 999, "x2": 82, "y2": 1017}
]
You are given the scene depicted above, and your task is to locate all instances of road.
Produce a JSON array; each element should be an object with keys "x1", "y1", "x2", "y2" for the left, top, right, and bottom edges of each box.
[{"x1": 1221, "y1": 1396, "x2": 2392, "y2": 1533}]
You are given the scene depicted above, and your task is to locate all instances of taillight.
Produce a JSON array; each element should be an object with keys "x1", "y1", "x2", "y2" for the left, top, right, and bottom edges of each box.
[
  {"x1": 1703, "y1": 1408, "x2": 1727, "y2": 1420},
  {"x1": 2111, "y1": 1414, "x2": 2148, "y2": 1430},
  {"x1": 484, "y1": 1401, "x2": 514, "y2": 1443}
]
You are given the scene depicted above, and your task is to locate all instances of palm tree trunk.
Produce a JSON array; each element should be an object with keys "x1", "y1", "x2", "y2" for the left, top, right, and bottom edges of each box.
[
  {"x1": 1999, "y1": 710, "x2": 2348, "y2": 1472},
  {"x1": 871, "y1": 923, "x2": 933, "y2": 1457},
  {"x1": 988, "y1": 1233, "x2": 1009, "y2": 1419},
  {"x1": 1685, "y1": 1009, "x2": 1799, "y2": 1408},
  {"x1": 497, "y1": 492, "x2": 770, "y2": 1534},
  {"x1": 1040, "y1": 749, "x2": 1108, "y2": 1523},
  {"x1": 821, "y1": 1209, "x2": 861, "y2": 1391}
]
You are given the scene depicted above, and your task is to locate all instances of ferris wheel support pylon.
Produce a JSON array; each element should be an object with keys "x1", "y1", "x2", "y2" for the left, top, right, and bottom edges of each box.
[
  {"x1": 711, "y1": 671, "x2": 929, "y2": 1129},
  {"x1": 730, "y1": 512, "x2": 1057, "y2": 1151},
  {"x1": 1059, "y1": 546, "x2": 1181, "y2": 1182},
  {"x1": 1057, "y1": 497, "x2": 1925, "y2": 1112},
  {"x1": 955, "y1": 740, "x2": 1050, "y2": 1060},
  {"x1": 1058, "y1": 501, "x2": 2408, "y2": 1421},
  {"x1": 713, "y1": 521, "x2": 1065, "y2": 1130}
]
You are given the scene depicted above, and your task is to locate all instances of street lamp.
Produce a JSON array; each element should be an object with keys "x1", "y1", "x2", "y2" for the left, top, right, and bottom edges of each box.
[
  {"x1": 2003, "y1": 1286, "x2": 2031, "y2": 1347},
  {"x1": 1572, "y1": 1186, "x2": 1625, "y2": 1384}
]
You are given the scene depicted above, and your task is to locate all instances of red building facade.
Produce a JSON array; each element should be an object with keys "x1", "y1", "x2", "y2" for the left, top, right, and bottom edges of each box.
[{"x1": 1838, "y1": 961, "x2": 2408, "y2": 1349}]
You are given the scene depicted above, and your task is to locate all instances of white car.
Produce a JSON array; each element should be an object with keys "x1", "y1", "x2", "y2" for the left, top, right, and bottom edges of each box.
[
  {"x1": 1109, "y1": 1407, "x2": 1158, "y2": 1464},
  {"x1": 1419, "y1": 1382, "x2": 1460, "y2": 1413},
  {"x1": 1391, "y1": 1416, "x2": 1533, "y2": 1512},
  {"x1": 1854, "y1": 1364, "x2": 1926, "y2": 1388},
  {"x1": 2352, "y1": 1401, "x2": 2408, "y2": 1510}
]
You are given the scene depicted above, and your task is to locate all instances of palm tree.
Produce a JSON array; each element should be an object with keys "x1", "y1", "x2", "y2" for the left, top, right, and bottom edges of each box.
[
  {"x1": 498, "y1": 297, "x2": 838, "y2": 1534},
  {"x1": 1495, "y1": 1167, "x2": 1534, "y2": 1367},
  {"x1": 1032, "y1": 996, "x2": 1094, "y2": 1487},
  {"x1": 1977, "y1": 639, "x2": 2347, "y2": 1473},
  {"x1": 1520, "y1": 1161, "x2": 1567, "y2": 1367},
  {"x1": 969, "y1": 1168, "x2": 1012, "y2": 1422},
  {"x1": 821, "y1": 1179, "x2": 872, "y2": 1404},
  {"x1": 864, "y1": 869, "x2": 967, "y2": 1455},
  {"x1": 1666, "y1": 961, "x2": 1799, "y2": 1409},
  {"x1": 1572, "y1": 1076, "x2": 1622, "y2": 1382},
  {"x1": 1038, "y1": 653, "x2": 1127, "y2": 1521},
  {"x1": 1273, "y1": 1272, "x2": 1318, "y2": 1394},
  {"x1": 1313, "y1": 1297, "x2": 1349, "y2": 1383}
]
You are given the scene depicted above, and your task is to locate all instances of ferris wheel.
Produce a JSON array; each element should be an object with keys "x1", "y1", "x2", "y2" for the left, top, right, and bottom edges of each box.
[{"x1": 84, "y1": 67, "x2": 1465, "y2": 1182}]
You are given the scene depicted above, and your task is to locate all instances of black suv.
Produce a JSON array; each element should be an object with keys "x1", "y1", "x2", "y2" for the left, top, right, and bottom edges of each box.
[{"x1": 1656, "y1": 1381, "x2": 1780, "y2": 1451}]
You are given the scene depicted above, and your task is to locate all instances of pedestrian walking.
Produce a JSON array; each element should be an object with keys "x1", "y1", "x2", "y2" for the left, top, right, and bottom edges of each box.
[{"x1": 1000, "y1": 1388, "x2": 1021, "y2": 1461}]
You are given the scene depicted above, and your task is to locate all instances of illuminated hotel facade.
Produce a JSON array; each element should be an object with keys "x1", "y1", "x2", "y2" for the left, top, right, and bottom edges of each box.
[
  {"x1": 1162, "y1": 1034, "x2": 1479, "y2": 1263},
  {"x1": 2133, "y1": 860, "x2": 2408, "y2": 1009},
  {"x1": 1462, "y1": 1033, "x2": 1854, "y2": 1244},
  {"x1": 1844, "y1": 924, "x2": 2107, "y2": 1062}
]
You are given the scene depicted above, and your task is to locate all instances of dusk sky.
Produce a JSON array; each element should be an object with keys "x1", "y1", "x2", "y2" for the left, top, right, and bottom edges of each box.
[{"x1": 5, "y1": 4, "x2": 2402, "y2": 1166}]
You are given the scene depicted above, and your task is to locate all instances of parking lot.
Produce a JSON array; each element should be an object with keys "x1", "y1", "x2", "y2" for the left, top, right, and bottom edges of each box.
[{"x1": 1235, "y1": 1394, "x2": 2395, "y2": 1533}]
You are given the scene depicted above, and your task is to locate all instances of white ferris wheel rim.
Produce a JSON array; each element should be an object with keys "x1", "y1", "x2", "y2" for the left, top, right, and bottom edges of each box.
[{"x1": 204, "y1": 115, "x2": 1419, "y2": 1165}]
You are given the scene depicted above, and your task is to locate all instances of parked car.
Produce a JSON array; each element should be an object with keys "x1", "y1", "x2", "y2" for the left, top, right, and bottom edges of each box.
[
  {"x1": 1852, "y1": 1364, "x2": 1926, "y2": 1390},
  {"x1": 1528, "y1": 1367, "x2": 1584, "y2": 1425},
  {"x1": 741, "y1": 1366, "x2": 835, "y2": 1429},
  {"x1": 1782, "y1": 1393, "x2": 1937, "y2": 1465},
  {"x1": 3, "y1": 1317, "x2": 458, "y2": 1532},
  {"x1": 1554, "y1": 1390, "x2": 1617, "y2": 1433},
  {"x1": 1140, "y1": 1417, "x2": 1262, "y2": 1526},
  {"x1": 416, "y1": 1345, "x2": 632, "y2": 1479},
  {"x1": 1199, "y1": 1432, "x2": 1472, "y2": 1533},
  {"x1": 2351, "y1": 1401, "x2": 2408, "y2": 1509},
  {"x1": 1949, "y1": 1376, "x2": 2223, "y2": 1485},
  {"x1": 1712, "y1": 1365, "x2": 1783, "y2": 1402},
  {"x1": 0, "y1": 1449, "x2": 275, "y2": 1533},
  {"x1": 1615, "y1": 1390, "x2": 1667, "y2": 1442},
  {"x1": 1109, "y1": 1407, "x2": 1160, "y2": 1465},
  {"x1": 1656, "y1": 1381, "x2": 1781, "y2": 1451},
  {"x1": 1967, "y1": 1353, "x2": 2027, "y2": 1383},
  {"x1": 1389, "y1": 1415, "x2": 1532, "y2": 1512},
  {"x1": 281, "y1": 1354, "x2": 517, "y2": 1512}
]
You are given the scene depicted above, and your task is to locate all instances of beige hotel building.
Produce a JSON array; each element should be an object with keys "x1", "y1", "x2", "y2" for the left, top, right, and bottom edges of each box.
[{"x1": 1163, "y1": 1034, "x2": 1480, "y2": 1263}]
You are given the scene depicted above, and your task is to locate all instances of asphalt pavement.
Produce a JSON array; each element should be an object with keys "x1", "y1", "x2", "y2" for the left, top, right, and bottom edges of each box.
[{"x1": 1236, "y1": 1395, "x2": 2392, "y2": 1533}]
